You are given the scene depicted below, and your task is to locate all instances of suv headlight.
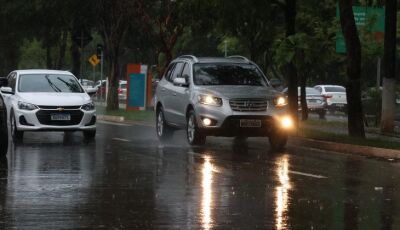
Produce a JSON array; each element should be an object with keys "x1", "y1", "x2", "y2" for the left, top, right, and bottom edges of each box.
[
  {"x1": 273, "y1": 96, "x2": 288, "y2": 107},
  {"x1": 81, "y1": 102, "x2": 95, "y2": 111},
  {"x1": 198, "y1": 94, "x2": 223, "y2": 106},
  {"x1": 18, "y1": 101, "x2": 38, "y2": 111}
]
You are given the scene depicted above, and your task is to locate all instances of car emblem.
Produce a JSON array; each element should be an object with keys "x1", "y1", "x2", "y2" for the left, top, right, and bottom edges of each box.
[
  {"x1": 57, "y1": 107, "x2": 65, "y2": 112},
  {"x1": 244, "y1": 101, "x2": 253, "y2": 108}
]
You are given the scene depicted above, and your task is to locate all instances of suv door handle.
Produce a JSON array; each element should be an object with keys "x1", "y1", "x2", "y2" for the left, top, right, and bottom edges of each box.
[
  {"x1": 161, "y1": 88, "x2": 166, "y2": 92},
  {"x1": 173, "y1": 93, "x2": 177, "y2": 96}
]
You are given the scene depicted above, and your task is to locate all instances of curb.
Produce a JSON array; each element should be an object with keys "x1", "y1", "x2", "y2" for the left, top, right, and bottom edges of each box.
[
  {"x1": 290, "y1": 136, "x2": 400, "y2": 159},
  {"x1": 97, "y1": 115, "x2": 125, "y2": 123}
]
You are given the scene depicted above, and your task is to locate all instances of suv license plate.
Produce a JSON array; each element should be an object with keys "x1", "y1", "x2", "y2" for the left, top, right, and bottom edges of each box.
[
  {"x1": 240, "y1": 119, "x2": 261, "y2": 128},
  {"x1": 51, "y1": 113, "x2": 71, "y2": 121}
]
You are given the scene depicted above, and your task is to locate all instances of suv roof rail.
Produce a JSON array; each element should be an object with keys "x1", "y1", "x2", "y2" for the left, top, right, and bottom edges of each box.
[
  {"x1": 227, "y1": 55, "x2": 250, "y2": 62},
  {"x1": 178, "y1": 55, "x2": 199, "y2": 62}
]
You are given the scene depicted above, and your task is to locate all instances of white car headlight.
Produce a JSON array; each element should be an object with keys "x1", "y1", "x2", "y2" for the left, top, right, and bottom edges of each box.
[
  {"x1": 81, "y1": 102, "x2": 95, "y2": 111},
  {"x1": 18, "y1": 101, "x2": 38, "y2": 111},
  {"x1": 198, "y1": 94, "x2": 223, "y2": 106}
]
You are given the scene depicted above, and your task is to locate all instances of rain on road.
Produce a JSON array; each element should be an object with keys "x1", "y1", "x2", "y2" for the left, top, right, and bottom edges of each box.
[{"x1": 0, "y1": 121, "x2": 399, "y2": 229}]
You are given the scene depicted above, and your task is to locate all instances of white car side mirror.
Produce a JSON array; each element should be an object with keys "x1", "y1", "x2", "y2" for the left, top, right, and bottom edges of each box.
[{"x1": 0, "y1": 87, "x2": 13, "y2": 95}]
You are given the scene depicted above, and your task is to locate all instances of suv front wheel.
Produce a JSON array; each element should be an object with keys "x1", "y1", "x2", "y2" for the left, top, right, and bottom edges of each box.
[
  {"x1": 187, "y1": 110, "x2": 206, "y2": 145},
  {"x1": 269, "y1": 130, "x2": 288, "y2": 151}
]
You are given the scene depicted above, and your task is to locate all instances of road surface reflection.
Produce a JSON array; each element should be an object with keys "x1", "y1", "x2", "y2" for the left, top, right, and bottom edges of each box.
[{"x1": 275, "y1": 154, "x2": 291, "y2": 230}]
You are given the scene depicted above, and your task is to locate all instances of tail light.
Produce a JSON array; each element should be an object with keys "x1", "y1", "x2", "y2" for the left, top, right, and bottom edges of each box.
[
  {"x1": 323, "y1": 95, "x2": 332, "y2": 99},
  {"x1": 118, "y1": 88, "x2": 122, "y2": 94}
]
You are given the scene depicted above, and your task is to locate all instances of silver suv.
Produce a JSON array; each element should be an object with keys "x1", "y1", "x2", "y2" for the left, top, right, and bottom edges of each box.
[{"x1": 154, "y1": 55, "x2": 293, "y2": 150}]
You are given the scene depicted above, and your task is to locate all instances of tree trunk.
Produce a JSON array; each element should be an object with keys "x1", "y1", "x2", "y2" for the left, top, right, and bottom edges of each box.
[
  {"x1": 71, "y1": 42, "x2": 81, "y2": 78},
  {"x1": 106, "y1": 43, "x2": 120, "y2": 111},
  {"x1": 46, "y1": 42, "x2": 52, "y2": 69},
  {"x1": 338, "y1": 0, "x2": 365, "y2": 138},
  {"x1": 57, "y1": 30, "x2": 68, "y2": 69},
  {"x1": 381, "y1": 0, "x2": 397, "y2": 133},
  {"x1": 300, "y1": 74, "x2": 308, "y2": 121},
  {"x1": 285, "y1": 0, "x2": 298, "y2": 126}
]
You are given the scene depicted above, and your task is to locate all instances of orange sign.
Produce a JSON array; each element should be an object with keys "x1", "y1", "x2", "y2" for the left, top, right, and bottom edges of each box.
[{"x1": 88, "y1": 54, "x2": 100, "y2": 66}]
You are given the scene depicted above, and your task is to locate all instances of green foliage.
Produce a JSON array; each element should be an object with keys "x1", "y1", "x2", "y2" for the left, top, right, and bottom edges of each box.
[{"x1": 18, "y1": 39, "x2": 46, "y2": 69}]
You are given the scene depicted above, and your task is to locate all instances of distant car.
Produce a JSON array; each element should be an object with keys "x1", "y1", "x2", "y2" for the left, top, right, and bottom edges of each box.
[
  {"x1": 0, "y1": 78, "x2": 8, "y2": 156},
  {"x1": 0, "y1": 70, "x2": 97, "y2": 141},
  {"x1": 314, "y1": 85, "x2": 347, "y2": 113},
  {"x1": 80, "y1": 79, "x2": 96, "y2": 91},
  {"x1": 118, "y1": 80, "x2": 127, "y2": 101},
  {"x1": 283, "y1": 87, "x2": 327, "y2": 118},
  {"x1": 95, "y1": 80, "x2": 107, "y2": 100}
]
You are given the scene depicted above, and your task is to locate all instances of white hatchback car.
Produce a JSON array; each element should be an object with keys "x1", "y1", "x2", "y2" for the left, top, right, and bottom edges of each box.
[{"x1": 0, "y1": 70, "x2": 96, "y2": 141}]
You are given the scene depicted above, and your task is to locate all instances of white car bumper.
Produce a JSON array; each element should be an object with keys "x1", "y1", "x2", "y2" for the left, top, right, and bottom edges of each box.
[{"x1": 14, "y1": 107, "x2": 96, "y2": 131}]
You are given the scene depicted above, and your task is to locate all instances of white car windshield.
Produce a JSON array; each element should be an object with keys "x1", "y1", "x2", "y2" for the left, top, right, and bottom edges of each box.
[{"x1": 18, "y1": 74, "x2": 84, "y2": 93}]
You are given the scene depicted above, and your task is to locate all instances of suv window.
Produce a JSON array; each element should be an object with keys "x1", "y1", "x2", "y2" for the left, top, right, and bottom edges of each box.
[
  {"x1": 169, "y1": 62, "x2": 184, "y2": 82},
  {"x1": 164, "y1": 63, "x2": 176, "y2": 82},
  {"x1": 181, "y1": 63, "x2": 190, "y2": 82},
  {"x1": 193, "y1": 63, "x2": 267, "y2": 86}
]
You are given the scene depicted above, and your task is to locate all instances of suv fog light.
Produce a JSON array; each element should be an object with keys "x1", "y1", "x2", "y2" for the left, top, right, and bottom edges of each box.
[
  {"x1": 203, "y1": 118, "x2": 212, "y2": 126},
  {"x1": 280, "y1": 116, "x2": 293, "y2": 129}
]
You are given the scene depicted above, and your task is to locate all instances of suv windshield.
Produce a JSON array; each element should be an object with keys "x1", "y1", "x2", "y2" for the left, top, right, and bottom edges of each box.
[
  {"x1": 193, "y1": 63, "x2": 268, "y2": 86},
  {"x1": 19, "y1": 74, "x2": 84, "y2": 93}
]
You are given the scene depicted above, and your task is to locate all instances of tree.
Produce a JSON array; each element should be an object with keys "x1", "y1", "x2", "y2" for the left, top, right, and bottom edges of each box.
[
  {"x1": 338, "y1": 0, "x2": 365, "y2": 137},
  {"x1": 284, "y1": 0, "x2": 299, "y2": 126},
  {"x1": 380, "y1": 0, "x2": 397, "y2": 133},
  {"x1": 96, "y1": 0, "x2": 137, "y2": 110}
]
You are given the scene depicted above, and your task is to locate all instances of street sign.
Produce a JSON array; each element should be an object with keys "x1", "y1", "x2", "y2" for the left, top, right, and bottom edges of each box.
[
  {"x1": 336, "y1": 6, "x2": 385, "y2": 53},
  {"x1": 88, "y1": 54, "x2": 100, "y2": 67}
]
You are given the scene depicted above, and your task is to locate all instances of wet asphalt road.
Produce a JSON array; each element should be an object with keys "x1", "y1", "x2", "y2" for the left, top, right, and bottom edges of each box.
[{"x1": 0, "y1": 121, "x2": 399, "y2": 229}]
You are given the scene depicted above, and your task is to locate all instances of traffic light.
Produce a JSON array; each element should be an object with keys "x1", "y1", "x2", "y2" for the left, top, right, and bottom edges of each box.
[{"x1": 96, "y1": 44, "x2": 103, "y2": 59}]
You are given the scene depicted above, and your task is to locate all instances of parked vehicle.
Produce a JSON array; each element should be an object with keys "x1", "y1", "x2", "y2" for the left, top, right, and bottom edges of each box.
[
  {"x1": 154, "y1": 55, "x2": 293, "y2": 150},
  {"x1": 283, "y1": 87, "x2": 327, "y2": 118},
  {"x1": 118, "y1": 80, "x2": 127, "y2": 101},
  {"x1": 0, "y1": 70, "x2": 97, "y2": 141},
  {"x1": 314, "y1": 85, "x2": 347, "y2": 113},
  {"x1": 95, "y1": 80, "x2": 107, "y2": 100},
  {"x1": 0, "y1": 78, "x2": 8, "y2": 156}
]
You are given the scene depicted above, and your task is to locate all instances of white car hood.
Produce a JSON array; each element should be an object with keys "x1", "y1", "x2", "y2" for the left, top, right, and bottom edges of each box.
[{"x1": 18, "y1": 93, "x2": 91, "y2": 106}]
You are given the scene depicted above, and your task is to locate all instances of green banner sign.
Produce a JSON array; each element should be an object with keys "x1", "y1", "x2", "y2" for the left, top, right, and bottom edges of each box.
[{"x1": 336, "y1": 6, "x2": 385, "y2": 53}]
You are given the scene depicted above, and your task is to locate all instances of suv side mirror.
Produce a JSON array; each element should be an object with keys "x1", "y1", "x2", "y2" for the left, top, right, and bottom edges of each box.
[
  {"x1": 173, "y1": 77, "x2": 188, "y2": 87},
  {"x1": 0, "y1": 78, "x2": 7, "y2": 87}
]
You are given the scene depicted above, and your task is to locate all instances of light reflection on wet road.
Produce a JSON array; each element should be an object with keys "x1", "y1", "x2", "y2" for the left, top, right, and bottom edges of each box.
[{"x1": 0, "y1": 121, "x2": 399, "y2": 229}]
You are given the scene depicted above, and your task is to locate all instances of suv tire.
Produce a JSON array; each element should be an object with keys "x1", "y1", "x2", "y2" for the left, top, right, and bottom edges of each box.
[
  {"x1": 156, "y1": 107, "x2": 173, "y2": 141},
  {"x1": 269, "y1": 130, "x2": 288, "y2": 151},
  {"x1": 10, "y1": 110, "x2": 23, "y2": 142},
  {"x1": 187, "y1": 110, "x2": 206, "y2": 145}
]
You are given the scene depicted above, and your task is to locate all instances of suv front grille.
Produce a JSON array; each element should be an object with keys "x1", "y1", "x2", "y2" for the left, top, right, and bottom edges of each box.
[{"x1": 229, "y1": 98, "x2": 268, "y2": 112}]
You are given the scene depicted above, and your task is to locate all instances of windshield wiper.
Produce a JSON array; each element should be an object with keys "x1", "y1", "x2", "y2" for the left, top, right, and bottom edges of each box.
[
  {"x1": 45, "y1": 75, "x2": 61, "y2": 92},
  {"x1": 57, "y1": 77, "x2": 81, "y2": 93}
]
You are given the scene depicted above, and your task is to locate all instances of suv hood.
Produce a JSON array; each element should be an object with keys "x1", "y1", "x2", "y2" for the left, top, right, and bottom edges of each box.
[
  {"x1": 18, "y1": 93, "x2": 91, "y2": 106},
  {"x1": 196, "y1": 85, "x2": 280, "y2": 99}
]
